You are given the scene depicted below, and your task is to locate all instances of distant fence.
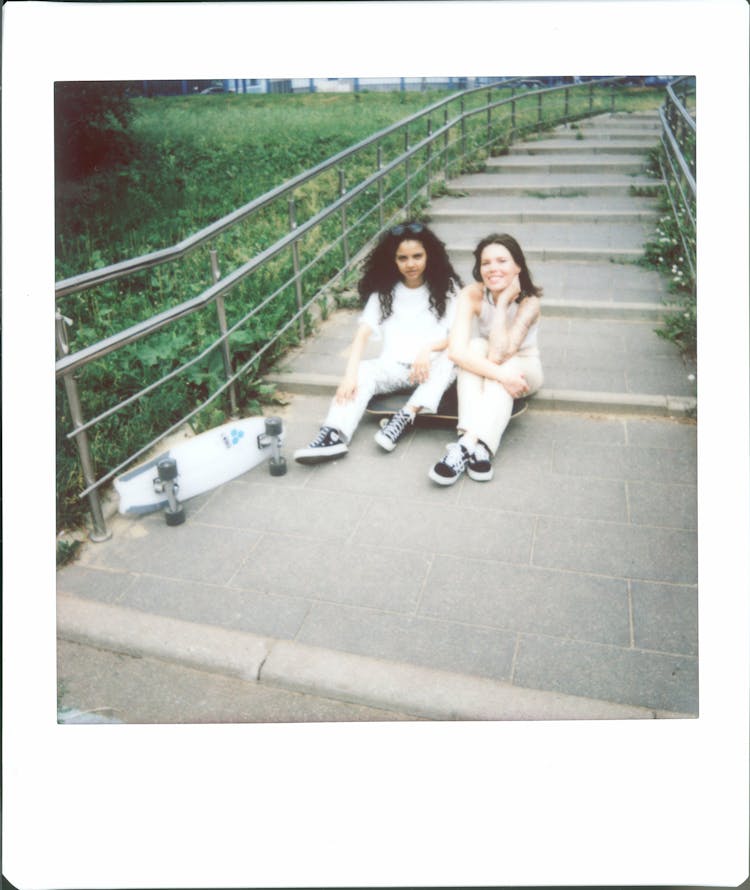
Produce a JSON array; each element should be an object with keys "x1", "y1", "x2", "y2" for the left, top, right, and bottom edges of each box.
[{"x1": 140, "y1": 75, "x2": 670, "y2": 98}]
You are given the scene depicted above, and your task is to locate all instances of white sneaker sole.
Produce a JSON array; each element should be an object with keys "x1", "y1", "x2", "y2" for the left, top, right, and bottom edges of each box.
[
  {"x1": 293, "y1": 444, "x2": 348, "y2": 464},
  {"x1": 428, "y1": 466, "x2": 462, "y2": 486},
  {"x1": 467, "y1": 466, "x2": 494, "y2": 482},
  {"x1": 374, "y1": 431, "x2": 397, "y2": 452}
]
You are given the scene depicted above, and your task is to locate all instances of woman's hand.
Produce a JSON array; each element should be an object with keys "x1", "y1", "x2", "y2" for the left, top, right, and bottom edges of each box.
[
  {"x1": 409, "y1": 348, "x2": 432, "y2": 385},
  {"x1": 496, "y1": 367, "x2": 528, "y2": 398},
  {"x1": 500, "y1": 275, "x2": 521, "y2": 306},
  {"x1": 335, "y1": 373, "x2": 358, "y2": 403}
]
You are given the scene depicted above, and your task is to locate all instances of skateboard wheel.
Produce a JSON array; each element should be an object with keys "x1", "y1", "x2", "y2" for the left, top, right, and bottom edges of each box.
[
  {"x1": 165, "y1": 506, "x2": 186, "y2": 526},
  {"x1": 157, "y1": 458, "x2": 178, "y2": 481},
  {"x1": 264, "y1": 416, "x2": 283, "y2": 437},
  {"x1": 269, "y1": 456, "x2": 287, "y2": 477}
]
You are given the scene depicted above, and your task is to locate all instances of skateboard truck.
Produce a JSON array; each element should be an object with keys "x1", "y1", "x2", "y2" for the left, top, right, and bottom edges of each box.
[
  {"x1": 154, "y1": 458, "x2": 186, "y2": 526},
  {"x1": 257, "y1": 416, "x2": 287, "y2": 477}
]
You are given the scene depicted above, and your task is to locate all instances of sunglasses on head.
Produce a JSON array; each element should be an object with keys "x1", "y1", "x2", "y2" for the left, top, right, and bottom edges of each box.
[{"x1": 390, "y1": 222, "x2": 425, "y2": 237}]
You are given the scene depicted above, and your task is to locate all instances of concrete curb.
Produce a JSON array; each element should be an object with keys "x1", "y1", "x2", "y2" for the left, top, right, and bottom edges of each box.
[
  {"x1": 57, "y1": 596, "x2": 679, "y2": 722},
  {"x1": 533, "y1": 388, "x2": 697, "y2": 417},
  {"x1": 264, "y1": 372, "x2": 696, "y2": 417},
  {"x1": 58, "y1": 595, "x2": 270, "y2": 681}
]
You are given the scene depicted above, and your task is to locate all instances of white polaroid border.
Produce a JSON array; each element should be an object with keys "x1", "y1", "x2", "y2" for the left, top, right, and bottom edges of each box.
[{"x1": 3, "y1": 1, "x2": 748, "y2": 888}]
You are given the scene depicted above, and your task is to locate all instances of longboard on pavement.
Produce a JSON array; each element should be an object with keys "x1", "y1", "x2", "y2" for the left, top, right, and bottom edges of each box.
[
  {"x1": 114, "y1": 416, "x2": 286, "y2": 525},
  {"x1": 366, "y1": 381, "x2": 528, "y2": 422}
]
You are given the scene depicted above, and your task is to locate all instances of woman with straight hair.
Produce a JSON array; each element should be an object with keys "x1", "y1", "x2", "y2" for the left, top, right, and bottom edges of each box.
[
  {"x1": 429, "y1": 232, "x2": 543, "y2": 485},
  {"x1": 294, "y1": 221, "x2": 462, "y2": 463}
]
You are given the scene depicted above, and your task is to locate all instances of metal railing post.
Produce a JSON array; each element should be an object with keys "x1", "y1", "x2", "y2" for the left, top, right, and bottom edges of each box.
[
  {"x1": 338, "y1": 168, "x2": 350, "y2": 267},
  {"x1": 377, "y1": 144, "x2": 384, "y2": 228},
  {"x1": 210, "y1": 249, "x2": 238, "y2": 415},
  {"x1": 486, "y1": 89, "x2": 492, "y2": 144},
  {"x1": 460, "y1": 96, "x2": 467, "y2": 163},
  {"x1": 288, "y1": 198, "x2": 305, "y2": 340},
  {"x1": 510, "y1": 88, "x2": 516, "y2": 139},
  {"x1": 426, "y1": 118, "x2": 433, "y2": 197},
  {"x1": 404, "y1": 127, "x2": 411, "y2": 213},
  {"x1": 443, "y1": 106, "x2": 449, "y2": 180},
  {"x1": 56, "y1": 310, "x2": 112, "y2": 542},
  {"x1": 588, "y1": 81, "x2": 594, "y2": 113}
]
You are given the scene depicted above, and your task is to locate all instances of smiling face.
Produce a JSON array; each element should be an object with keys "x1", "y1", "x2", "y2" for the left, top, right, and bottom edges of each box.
[
  {"x1": 395, "y1": 239, "x2": 427, "y2": 287},
  {"x1": 479, "y1": 242, "x2": 522, "y2": 295}
]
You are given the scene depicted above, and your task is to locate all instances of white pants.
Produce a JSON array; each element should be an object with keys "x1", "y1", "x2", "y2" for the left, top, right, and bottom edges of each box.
[
  {"x1": 457, "y1": 338, "x2": 543, "y2": 454},
  {"x1": 324, "y1": 353, "x2": 456, "y2": 443}
]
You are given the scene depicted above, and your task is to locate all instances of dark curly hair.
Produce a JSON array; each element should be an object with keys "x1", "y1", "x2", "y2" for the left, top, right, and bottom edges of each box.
[
  {"x1": 358, "y1": 222, "x2": 462, "y2": 321},
  {"x1": 471, "y1": 233, "x2": 543, "y2": 300}
]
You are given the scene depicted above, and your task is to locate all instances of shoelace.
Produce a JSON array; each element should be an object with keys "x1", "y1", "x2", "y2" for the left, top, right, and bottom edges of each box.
[
  {"x1": 442, "y1": 442, "x2": 469, "y2": 471},
  {"x1": 311, "y1": 426, "x2": 336, "y2": 447},
  {"x1": 384, "y1": 410, "x2": 411, "y2": 440}
]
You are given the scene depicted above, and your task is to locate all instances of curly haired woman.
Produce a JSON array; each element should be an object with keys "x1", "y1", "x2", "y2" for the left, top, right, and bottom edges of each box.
[{"x1": 294, "y1": 221, "x2": 462, "y2": 463}]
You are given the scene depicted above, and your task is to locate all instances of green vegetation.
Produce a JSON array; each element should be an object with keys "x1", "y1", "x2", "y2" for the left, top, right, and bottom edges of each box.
[
  {"x1": 639, "y1": 141, "x2": 696, "y2": 359},
  {"x1": 56, "y1": 539, "x2": 83, "y2": 567}
]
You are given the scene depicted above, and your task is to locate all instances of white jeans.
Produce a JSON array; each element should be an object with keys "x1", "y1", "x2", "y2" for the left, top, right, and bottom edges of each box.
[
  {"x1": 325, "y1": 353, "x2": 456, "y2": 442},
  {"x1": 457, "y1": 338, "x2": 543, "y2": 454}
]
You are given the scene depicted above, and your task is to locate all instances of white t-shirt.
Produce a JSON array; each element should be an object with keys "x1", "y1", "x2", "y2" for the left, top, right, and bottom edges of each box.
[{"x1": 360, "y1": 282, "x2": 457, "y2": 363}]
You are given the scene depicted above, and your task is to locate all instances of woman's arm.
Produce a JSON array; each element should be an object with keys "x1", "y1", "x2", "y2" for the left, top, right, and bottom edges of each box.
[
  {"x1": 448, "y1": 286, "x2": 529, "y2": 397},
  {"x1": 448, "y1": 287, "x2": 500, "y2": 380},
  {"x1": 409, "y1": 334, "x2": 450, "y2": 384},
  {"x1": 335, "y1": 323, "x2": 372, "y2": 403},
  {"x1": 492, "y1": 296, "x2": 541, "y2": 363}
]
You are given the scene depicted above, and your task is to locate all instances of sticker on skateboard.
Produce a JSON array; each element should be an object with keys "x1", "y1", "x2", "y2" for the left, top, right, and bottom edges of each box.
[
  {"x1": 366, "y1": 382, "x2": 528, "y2": 421},
  {"x1": 114, "y1": 416, "x2": 286, "y2": 524}
]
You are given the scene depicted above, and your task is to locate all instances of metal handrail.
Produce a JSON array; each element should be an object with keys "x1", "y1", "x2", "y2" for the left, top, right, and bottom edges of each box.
[
  {"x1": 656, "y1": 76, "x2": 696, "y2": 278},
  {"x1": 56, "y1": 76, "x2": 647, "y2": 539}
]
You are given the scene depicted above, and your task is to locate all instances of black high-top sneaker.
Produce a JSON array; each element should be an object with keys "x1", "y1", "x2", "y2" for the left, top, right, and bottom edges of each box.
[
  {"x1": 374, "y1": 408, "x2": 414, "y2": 452},
  {"x1": 293, "y1": 426, "x2": 348, "y2": 464}
]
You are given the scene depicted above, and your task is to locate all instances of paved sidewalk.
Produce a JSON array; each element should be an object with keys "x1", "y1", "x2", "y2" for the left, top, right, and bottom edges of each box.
[{"x1": 57, "y1": 110, "x2": 699, "y2": 721}]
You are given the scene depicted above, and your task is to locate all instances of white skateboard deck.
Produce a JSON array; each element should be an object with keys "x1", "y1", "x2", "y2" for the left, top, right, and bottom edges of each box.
[{"x1": 114, "y1": 416, "x2": 284, "y2": 515}]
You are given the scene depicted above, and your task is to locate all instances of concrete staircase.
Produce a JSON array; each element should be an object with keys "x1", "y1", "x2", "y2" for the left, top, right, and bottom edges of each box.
[{"x1": 270, "y1": 110, "x2": 697, "y2": 418}]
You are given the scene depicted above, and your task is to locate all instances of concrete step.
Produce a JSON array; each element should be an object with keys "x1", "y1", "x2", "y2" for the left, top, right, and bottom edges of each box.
[
  {"x1": 430, "y1": 220, "x2": 655, "y2": 263},
  {"x1": 447, "y1": 174, "x2": 664, "y2": 197},
  {"x1": 430, "y1": 207, "x2": 660, "y2": 224},
  {"x1": 266, "y1": 371, "x2": 695, "y2": 418},
  {"x1": 428, "y1": 192, "x2": 662, "y2": 224},
  {"x1": 579, "y1": 112, "x2": 661, "y2": 124},
  {"x1": 551, "y1": 128, "x2": 661, "y2": 141},
  {"x1": 508, "y1": 140, "x2": 655, "y2": 156},
  {"x1": 449, "y1": 258, "x2": 671, "y2": 305},
  {"x1": 485, "y1": 155, "x2": 648, "y2": 175}
]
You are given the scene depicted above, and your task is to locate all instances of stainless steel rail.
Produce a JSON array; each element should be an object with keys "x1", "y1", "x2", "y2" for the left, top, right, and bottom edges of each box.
[
  {"x1": 657, "y1": 76, "x2": 696, "y2": 278},
  {"x1": 56, "y1": 76, "x2": 646, "y2": 539}
]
